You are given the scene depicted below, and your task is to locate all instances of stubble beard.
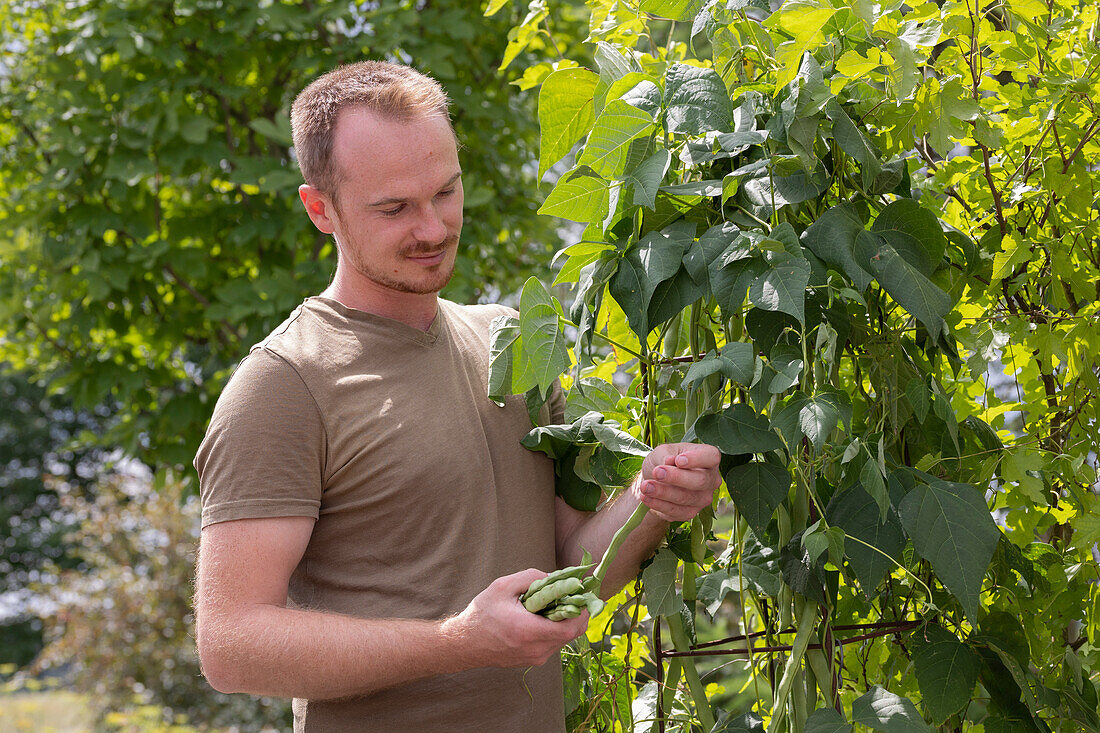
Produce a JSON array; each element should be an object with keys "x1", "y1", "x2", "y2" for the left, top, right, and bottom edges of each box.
[{"x1": 347, "y1": 235, "x2": 459, "y2": 295}]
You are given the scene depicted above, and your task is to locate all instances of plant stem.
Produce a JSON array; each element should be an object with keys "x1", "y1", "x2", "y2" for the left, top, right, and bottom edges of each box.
[
  {"x1": 666, "y1": 612, "x2": 717, "y2": 732},
  {"x1": 591, "y1": 501, "x2": 651, "y2": 589},
  {"x1": 576, "y1": 323, "x2": 649, "y2": 364}
]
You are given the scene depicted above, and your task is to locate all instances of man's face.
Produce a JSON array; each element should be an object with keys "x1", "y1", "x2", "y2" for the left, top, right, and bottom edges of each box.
[{"x1": 326, "y1": 108, "x2": 463, "y2": 296}]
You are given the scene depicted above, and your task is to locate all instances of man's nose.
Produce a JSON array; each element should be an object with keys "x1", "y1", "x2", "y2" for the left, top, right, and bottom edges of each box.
[{"x1": 412, "y1": 203, "x2": 448, "y2": 243}]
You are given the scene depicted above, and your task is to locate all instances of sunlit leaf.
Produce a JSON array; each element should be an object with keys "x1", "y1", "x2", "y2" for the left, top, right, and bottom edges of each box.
[
  {"x1": 538, "y1": 68, "x2": 600, "y2": 178},
  {"x1": 900, "y1": 478, "x2": 1000, "y2": 621},
  {"x1": 852, "y1": 686, "x2": 933, "y2": 732}
]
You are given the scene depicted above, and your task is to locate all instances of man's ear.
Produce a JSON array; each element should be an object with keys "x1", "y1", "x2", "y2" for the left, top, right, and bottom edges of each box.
[{"x1": 299, "y1": 184, "x2": 336, "y2": 234}]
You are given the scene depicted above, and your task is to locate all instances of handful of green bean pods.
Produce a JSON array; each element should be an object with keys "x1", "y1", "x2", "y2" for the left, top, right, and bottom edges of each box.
[
  {"x1": 521, "y1": 501, "x2": 651, "y2": 621},
  {"x1": 520, "y1": 559, "x2": 604, "y2": 620}
]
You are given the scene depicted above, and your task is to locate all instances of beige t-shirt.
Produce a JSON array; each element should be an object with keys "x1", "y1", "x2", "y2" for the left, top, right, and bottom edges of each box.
[{"x1": 195, "y1": 296, "x2": 565, "y2": 732}]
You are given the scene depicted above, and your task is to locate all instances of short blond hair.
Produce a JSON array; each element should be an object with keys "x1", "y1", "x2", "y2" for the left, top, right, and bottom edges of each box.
[{"x1": 291, "y1": 61, "x2": 451, "y2": 197}]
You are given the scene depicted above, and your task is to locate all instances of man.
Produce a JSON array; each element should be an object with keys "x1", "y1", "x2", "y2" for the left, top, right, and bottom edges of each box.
[{"x1": 193, "y1": 61, "x2": 721, "y2": 731}]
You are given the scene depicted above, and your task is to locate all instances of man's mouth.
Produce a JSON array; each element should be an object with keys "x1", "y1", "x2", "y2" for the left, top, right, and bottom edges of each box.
[
  {"x1": 406, "y1": 249, "x2": 447, "y2": 266},
  {"x1": 404, "y1": 237, "x2": 457, "y2": 266}
]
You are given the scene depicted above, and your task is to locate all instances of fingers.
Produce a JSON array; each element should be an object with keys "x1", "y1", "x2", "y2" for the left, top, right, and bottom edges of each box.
[
  {"x1": 638, "y1": 443, "x2": 723, "y2": 522},
  {"x1": 649, "y1": 463, "x2": 715, "y2": 492},
  {"x1": 659, "y1": 443, "x2": 721, "y2": 470},
  {"x1": 553, "y1": 611, "x2": 590, "y2": 640},
  {"x1": 495, "y1": 568, "x2": 549, "y2": 596},
  {"x1": 639, "y1": 479, "x2": 712, "y2": 522}
]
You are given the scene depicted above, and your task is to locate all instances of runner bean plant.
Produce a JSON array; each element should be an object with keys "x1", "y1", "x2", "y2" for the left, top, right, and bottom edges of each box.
[{"x1": 488, "y1": 0, "x2": 1100, "y2": 730}]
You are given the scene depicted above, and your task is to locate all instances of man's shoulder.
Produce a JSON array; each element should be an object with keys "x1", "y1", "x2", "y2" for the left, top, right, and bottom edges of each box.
[
  {"x1": 440, "y1": 299, "x2": 517, "y2": 328},
  {"x1": 251, "y1": 299, "x2": 325, "y2": 355},
  {"x1": 247, "y1": 298, "x2": 358, "y2": 372}
]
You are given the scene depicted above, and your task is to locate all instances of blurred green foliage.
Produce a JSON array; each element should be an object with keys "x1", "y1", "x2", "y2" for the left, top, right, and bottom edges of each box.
[
  {"x1": 33, "y1": 473, "x2": 290, "y2": 729},
  {"x1": 0, "y1": 367, "x2": 110, "y2": 670}
]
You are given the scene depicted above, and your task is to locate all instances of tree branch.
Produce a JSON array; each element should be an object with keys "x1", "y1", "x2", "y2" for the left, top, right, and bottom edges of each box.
[{"x1": 161, "y1": 264, "x2": 239, "y2": 346}]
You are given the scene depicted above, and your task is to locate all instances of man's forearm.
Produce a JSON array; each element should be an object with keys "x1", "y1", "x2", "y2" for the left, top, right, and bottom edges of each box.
[
  {"x1": 559, "y1": 481, "x2": 669, "y2": 598},
  {"x1": 556, "y1": 444, "x2": 722, "y2": 598},
  {"x1": 198, "y1": 603, "x2": 474, "y2": 699}
]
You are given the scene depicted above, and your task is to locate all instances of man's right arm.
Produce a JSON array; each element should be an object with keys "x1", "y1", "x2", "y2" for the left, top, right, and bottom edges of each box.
[{"x1": 195, "y1": 515, "x2": 587, "y2": 700}]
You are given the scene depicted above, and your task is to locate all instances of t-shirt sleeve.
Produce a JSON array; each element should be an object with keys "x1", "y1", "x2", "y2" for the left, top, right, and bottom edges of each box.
[{"x1": 194, "y1": 348, "x2": 325, "y2": 528}]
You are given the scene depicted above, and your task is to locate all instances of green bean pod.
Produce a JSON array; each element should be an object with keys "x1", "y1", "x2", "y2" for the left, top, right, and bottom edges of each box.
[
  {"x1": 521, "y1": 562, "x2": 595, "y2": 602},
  {"x1": 545, "y1": 604, "x2": 583, "y2": 621},
  {"x1": 557, "y1": 594, "x2": 592, "y2": 607},
  {"x1": 542, "y1": 591, "x2": 604, "y2": 621},
  {"x1": 584, "y1": 595, "x2": 605, "y2": 617},
  {"x1": 522, "y1": 576, "x2": 583, "y2": 613}
]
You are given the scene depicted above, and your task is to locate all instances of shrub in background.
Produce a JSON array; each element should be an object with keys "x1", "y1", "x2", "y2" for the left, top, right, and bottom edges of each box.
[{"x1": 34, "y1": 473, "x2": 289, "y2": 731}]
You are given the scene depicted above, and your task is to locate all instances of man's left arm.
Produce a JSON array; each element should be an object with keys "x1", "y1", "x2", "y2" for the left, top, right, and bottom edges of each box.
[{"x1": 554, "y1": 443, "x2": 722, "y2": 599}]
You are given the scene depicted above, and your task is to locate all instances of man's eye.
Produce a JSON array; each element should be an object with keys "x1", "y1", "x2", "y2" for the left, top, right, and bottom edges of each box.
[
  {"x1": 380, "y1": 205, "x2": 404, "y2": 216},
  {"x1": 437, "y1": 188, "x2": 455, "y2": 198}
]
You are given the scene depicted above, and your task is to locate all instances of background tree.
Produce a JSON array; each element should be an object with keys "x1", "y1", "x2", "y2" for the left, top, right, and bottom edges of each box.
[
  {"x1": 0, "y1": 367, "x2": 109, "y2": 670},
  {"x1": 32, "y1": 473, "x2": 291, "y2": 730},
  {"x1": 0, "y1": 0, "x2": 583, "y2": 467}
]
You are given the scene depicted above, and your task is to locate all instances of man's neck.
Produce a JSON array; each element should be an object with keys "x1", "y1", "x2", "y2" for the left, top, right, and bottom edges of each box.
[{"x1": 321, "y1": 271, "x2": 439, "y2": 332}]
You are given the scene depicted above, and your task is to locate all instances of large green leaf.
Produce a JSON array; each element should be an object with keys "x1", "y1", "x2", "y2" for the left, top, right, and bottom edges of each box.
[
  {"x1": 664, "y1": 62, "x2": 732, "y2": 135},
  {"x1": 911, "y1": 624, "x2": 981, "y2": 725},
  {"x1": 973, "y1": 637, "x2": 1051, "y2": 733},
  {"x1": 805, "y1": 707, "x2": 852, "y2": 733},
  {"x1": 565, "y1": 377, "x2": 621, "y2": 422},
  {"x1": 899, "y1": 478, "x2": 1000, "y2": 621},
  {"x1": 871, "y1": 199, "x2": 948, "y2": 278},
  {"x1": 855, "y1": 230, "x2": 952, "y2": 338},
  {"x1": 779, "y1": 531, "x2": 827, "y2": 604},
  {"x1": 626, "y1": 148, "x2": 672, "y2": 208},
  {"x1": 515, "y1": 277, "x2": 569, "y2": 394},
  {"x1": 766, "y1": 5, "x2": 840, "y2": 91},
  {"x1": 801, "y1": 203, "x2": 872, "y2": 290},
  {"x1": 643, "y1": 547, "x2": 681, "y2": 617},
  {"x1": 638, "y1": 0, "x2": 706, "y2": 21},
  {"x1": 588, "y1": 445, "x2": 645, "y2": 486},
  {"x1": 578, "y1": 100, "x2": 657, "y2": 179},
  {"x1": 723, "y1": 461, "x2": 791, "y2": 537},
  {"x1": 538, "y1": 68, "x2": 599, "y2": 178},
  {"x1": 684, "y1": 341, "x2": 758, "y2": 389},
  {"x1": 743, "y1": 161, "x2": 831, "y2": 208},
  {"x1": 615, "y1": 76, "x2": 663, "y2": 119},
  {"x1": 487, "y1": 314, "x2": 520, "y2": 405},
  {"x1": 749, "y1": 253, "x2": 811, "y2": 324},
  {"x1": 825, "y1": 483, "x2": 905, "y2": 595},
  {"x1": 594, "y1": 42, "x2": 641, "y2": 112},
  {"x1": 681, "y1": 130, "x2": 770, "y2": 165},
  {"x1": 826, "y1": 99, "x2": 882, "y2": 189},
  {"x1": 852, "y1": 686, "x2": 933, "y2": 732},
  {"x1": 522, "y1": 411, "x2": 648, "y2": 458},
  {"x1": 695, "y1": 403, "x2": 784, "y2": 455},
  {"x1": 700, "y1": 537, "x2": 783, "y2": 614},
  {"x1": 771, "y1": 390, "x2": 851, "y2": 451},
  {"x1": 590, "y1": 420, "x2": 650, "y2": 456},
  {"x1": 697, "y1": 222, "x2": 769, "y2": 314},
  {"x1": 556, "y1": 444, "x2": 604, "y2": 511},
  {"x1": 980, "y1": 712, "x2": 1045, "y2": 733},
  {"x1": 538, "y1": 165, "x2": 610, "y2": 223},
  {"x1": 648, "y1": 268, "x2": 705, "y2": 330},
  {"x1": 609, "y1": 225, "x2": 691, "y2": 338},
  {"x1": 712, "y1": 711, "x2": 766, "y2": 732},
  {"x1": 799, "y1": 389, "x2": 850, "y2": 447},
  {"x1": 766, "y1": 344, "x2": 804, "y2": 394}
]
